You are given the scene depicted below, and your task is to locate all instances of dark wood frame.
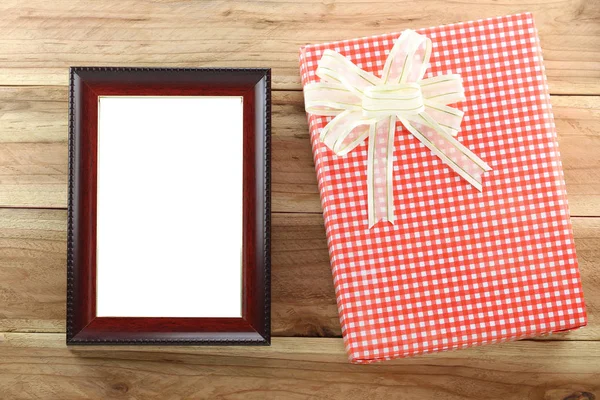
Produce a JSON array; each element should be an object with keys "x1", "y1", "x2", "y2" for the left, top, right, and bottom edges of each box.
[{"x1": 67, "y1": 67, "x2": 271, "y2": 345}]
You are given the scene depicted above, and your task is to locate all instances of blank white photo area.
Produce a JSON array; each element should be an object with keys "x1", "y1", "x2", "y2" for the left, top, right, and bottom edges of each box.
[{"x1": 96, "y1": 96, "x2": 244, "y2": 318}]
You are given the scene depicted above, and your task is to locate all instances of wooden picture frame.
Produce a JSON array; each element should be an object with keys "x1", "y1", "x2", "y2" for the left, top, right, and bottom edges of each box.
[{"x1": 67, "y1": 67, "x2": 271, "y2": 345}]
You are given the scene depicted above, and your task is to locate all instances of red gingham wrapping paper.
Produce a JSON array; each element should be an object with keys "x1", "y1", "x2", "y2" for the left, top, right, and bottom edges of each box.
[{"x1": 299, "y1": 13, "x2": 587, "y2": 363}]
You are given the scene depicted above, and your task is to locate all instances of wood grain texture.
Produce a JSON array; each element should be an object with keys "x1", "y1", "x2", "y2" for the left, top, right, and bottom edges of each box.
[
  {"x1": 0, "y1": 333, "x2": 598, "y2": 400},
  {"x1": 0, "y1": 0, "x2": 599, "y2": 94},
  {"x1": 0, "y1": 209, "x2": 65, "y2": 333},
  {"x1": 0, "y1": 1, "x2": 599, "y2": 393},
  {"x1": 0, "y1": 208, "x2": 597, "y2": 341},
  {"x1": 1, "y1": 88, "x2": 599, "y2": 215}
]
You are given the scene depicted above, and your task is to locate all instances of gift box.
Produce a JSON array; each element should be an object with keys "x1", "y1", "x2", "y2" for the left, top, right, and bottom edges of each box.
[{"x1": 299, "y1": 13, "x2": 587, "y2": 363}]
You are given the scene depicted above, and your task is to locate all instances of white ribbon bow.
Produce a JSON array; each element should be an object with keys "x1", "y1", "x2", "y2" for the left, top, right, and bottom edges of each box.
[{"x1": 304, "y1": 29, "x2": 491, "y2": 228}]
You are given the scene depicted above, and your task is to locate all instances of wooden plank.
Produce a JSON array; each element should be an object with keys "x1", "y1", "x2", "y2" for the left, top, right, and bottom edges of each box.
[
  {"x1": 0, "y1": 208, "x2": 597, "y2": 340},
  {"x1": 1, "y1": 88, "x2": 599, "y2": 214},
  {"x1": 0, "y1": 1, "x2": 598, "y2": 94},
  {"x1": 0, "y1": 87, "x2": 68, "y2": 208},
  {"x1": 0, "y1": 209, "x2": 66, "y2": 333},
  {"x1": 553, "y1": 96, "x2": 600, "y2": 217},
  {"x1": 272, "y1": 213, "x2": 339, "y2": 337},
  {"x1": 0, "y1": 333, "x2": 598, "y2": 399},
  {"x1": 0, "y1": 86, "x2": 66, "y2": 143},
  {"x1": 0, "y1": 142, "x2": 67, "y2": 209}
]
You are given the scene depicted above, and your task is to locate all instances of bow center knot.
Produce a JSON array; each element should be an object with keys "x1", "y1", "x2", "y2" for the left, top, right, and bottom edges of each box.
[{"x1": 362, "y1": 83, "x2": 425, "y2": 118}]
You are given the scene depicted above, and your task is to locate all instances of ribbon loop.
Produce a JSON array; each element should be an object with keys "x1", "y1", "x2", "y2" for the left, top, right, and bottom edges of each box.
[
  {"x1": 382, "y1": 30, "x2": 432, "y2": 84},
  {"x1": 303, "y1": 29, "x2": 491, "y2": 228},
  {"x1": 304, "y1": 82, "x2": 362, "y2": 116},
  {"x1": 317, "y1": 49, "x2": 381, "y2": 96},
  {"x1": 320, "y1": 110, "x2": 374, "y2": 156},
  {"x1": 420, "y1": 74, "x2": 466, "y2": 105}
]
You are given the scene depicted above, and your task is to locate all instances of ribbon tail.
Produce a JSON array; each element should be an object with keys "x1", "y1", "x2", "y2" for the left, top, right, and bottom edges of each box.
[
  {"x1": 385, "y1": 116, "x2": 396, "y2": 225},
  {"x1": 399, "y1": 113, "x2": 491, "y2": 191},
  {"x1": 366, "y1": 116, "x2": 396, "y2": 228}
]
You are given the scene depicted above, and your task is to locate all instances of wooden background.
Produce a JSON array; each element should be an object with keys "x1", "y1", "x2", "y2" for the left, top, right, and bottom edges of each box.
[{"x1": 0, "y1": 0, "x2": 599, "y2": 398}]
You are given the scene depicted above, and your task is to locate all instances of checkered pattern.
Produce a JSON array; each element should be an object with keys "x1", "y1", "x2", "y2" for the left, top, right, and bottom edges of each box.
[{"x1": 299, "y1": 13, "x2": 587, "y2": 363}]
